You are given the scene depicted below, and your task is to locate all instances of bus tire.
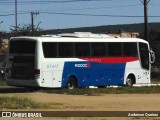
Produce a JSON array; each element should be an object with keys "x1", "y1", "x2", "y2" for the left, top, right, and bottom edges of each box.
[
  {"x1": 66, "y1": 77, "x2": 77, "y2": 89},
  {"x1": 98, "y1": 86, "x2": 106, "y2": 88},
  {"x1": 126, "y1": 76, "x2": 134, "y2": 86}
]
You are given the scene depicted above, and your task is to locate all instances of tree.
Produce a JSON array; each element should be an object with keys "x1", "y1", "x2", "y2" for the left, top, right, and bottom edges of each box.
[{"x1": 10, "y1": 23, "x2": 43, "y2": 36}]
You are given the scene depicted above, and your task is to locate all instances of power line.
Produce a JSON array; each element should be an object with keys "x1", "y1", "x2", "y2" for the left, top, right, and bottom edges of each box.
[
  {"x1": 1, "y1": 11, "x2": 160, "y2": 18},
  {"x1": 0, "y1": 12, "x2": 29, "y2": 17},
  {"x1": 149, "y1": 4, "x2": 160, "y2": 6},
  {"x1": 0, "y1": 0, "x2": 111, "y2": 5},
  {"x1": 0, "y1": 4, "x2": 142, "y2": 13},
  {"x1": 41, "y1": 11, "x2": 160, "y2": 18},
  {"x1": 39, "y1": 4, "x2": 142, "y2": 12}
]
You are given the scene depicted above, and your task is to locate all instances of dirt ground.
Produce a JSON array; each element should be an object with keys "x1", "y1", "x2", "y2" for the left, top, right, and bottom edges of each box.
[
  {"x1": 0, "y1": 91, "x2": 160, "y2": 120},
  {"x1": 5, "y1": 93, "x2": 160, "y2": 111}
]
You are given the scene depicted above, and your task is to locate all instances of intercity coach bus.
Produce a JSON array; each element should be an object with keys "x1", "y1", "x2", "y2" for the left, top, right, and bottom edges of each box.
[{"x1": 5, "y1": 33, "x2": 155, "y2": 89}]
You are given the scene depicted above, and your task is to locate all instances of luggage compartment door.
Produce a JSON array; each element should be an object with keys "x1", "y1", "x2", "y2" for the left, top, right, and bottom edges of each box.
[{"x1": 42, "y1": 71, "x2": 53, "y2": 87}]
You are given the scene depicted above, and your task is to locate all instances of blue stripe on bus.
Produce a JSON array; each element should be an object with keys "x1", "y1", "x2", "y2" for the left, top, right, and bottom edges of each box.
[{"x1": 61, "y1": 61, "x2": 126, "y2": 87}]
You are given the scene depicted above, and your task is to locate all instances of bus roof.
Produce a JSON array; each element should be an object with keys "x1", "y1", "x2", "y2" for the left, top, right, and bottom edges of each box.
[{"x1": 10, "y1": 36, "x2": 148, "y2": 44}]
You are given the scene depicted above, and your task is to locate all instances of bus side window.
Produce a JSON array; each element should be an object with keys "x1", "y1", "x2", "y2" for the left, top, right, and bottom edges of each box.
[
  {"x1": 123, "y1": 42, "x2": 138, "y2": 57},
  {"x1": 107, "y1": 42, "x2": 123, "y2": 57},
  {"x1": 58, "y1": 43, "x2": 73, "y2": 57},
  {"x1": 42, "y1": 42, "x2": 57, "y2": 58},
  {"x1": 91, "y1": 43, "x2": 106, "y2": 57},
  {"x1": 75, "y1": 43, "x2": 90, "y2": 57}
]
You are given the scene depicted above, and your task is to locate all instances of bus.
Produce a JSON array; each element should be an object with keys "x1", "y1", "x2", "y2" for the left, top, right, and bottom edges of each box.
[{"x1": 5, "y1": 33, "x2": 155, "y2": 89}]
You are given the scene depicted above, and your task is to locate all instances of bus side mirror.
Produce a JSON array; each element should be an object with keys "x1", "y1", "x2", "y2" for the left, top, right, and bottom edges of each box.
[{"x1": 150, "y1": 50, "x2": 155, "y2": 64}]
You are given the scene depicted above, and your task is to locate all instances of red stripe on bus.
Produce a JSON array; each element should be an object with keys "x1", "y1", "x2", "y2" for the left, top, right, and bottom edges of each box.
[{"x1": 81, "y1": 57, "x2": 139, "y2": 64}]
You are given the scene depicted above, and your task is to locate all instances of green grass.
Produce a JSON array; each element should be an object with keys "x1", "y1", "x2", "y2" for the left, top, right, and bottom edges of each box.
[
  {"x1": 51, "y1": 86, "x2": 160, "y2": 95},
  {"x1": 0, "y1": 96, "x2": 50, "y2": 109},
  {"x1": 0, "y1": 80, "x2": 7, "y2": 86}
]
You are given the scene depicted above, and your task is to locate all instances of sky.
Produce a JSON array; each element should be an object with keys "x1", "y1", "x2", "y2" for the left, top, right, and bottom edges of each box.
[{"x1": 0, "y1": 0, "x2": 160, "y2": 32}]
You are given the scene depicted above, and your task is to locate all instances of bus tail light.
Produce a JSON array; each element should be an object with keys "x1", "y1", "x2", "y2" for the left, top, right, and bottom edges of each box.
[
  {"x1": 34, "y1": 69, "x2": 40, "y2": 79},
  {"x1": 35, "y1": 69, "x2": 40, "y2": 75}
]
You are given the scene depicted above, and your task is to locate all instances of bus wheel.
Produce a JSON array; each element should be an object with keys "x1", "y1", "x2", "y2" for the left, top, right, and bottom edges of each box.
[
  {"x1": 126, "y1": 77, "x2": 133, "y2": 86},
  {"x1": 66, "y1": 77, "x2": 77, "y2": 89},
  {"x1": 98, "y1": 86, "x2": 106, "y2": 88}
]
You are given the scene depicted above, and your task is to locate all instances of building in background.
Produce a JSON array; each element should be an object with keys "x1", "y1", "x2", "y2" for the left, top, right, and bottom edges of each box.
[{"x1": 109, "y1": 32, "x2": 139, "y2": 38}]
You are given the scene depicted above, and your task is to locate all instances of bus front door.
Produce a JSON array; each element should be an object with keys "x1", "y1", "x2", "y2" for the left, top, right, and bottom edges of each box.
[{"x1": 139, "y1": 43, "x2": 150, "y2": 83}]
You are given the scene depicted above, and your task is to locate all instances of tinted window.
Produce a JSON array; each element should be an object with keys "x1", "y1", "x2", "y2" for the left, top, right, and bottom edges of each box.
[
  {"x1": 123, "y1": 42, "x2": 138, "y2": 56},
  {"x1": 75, "y1": 43, "x2": 90, "y2": 57},
  {"x1": 108, "y1": 43, "x2": 123, "y2": 56},
  {"x1": 43, "y1": 42, "x2": 57, "y2": 58},
  {"x1": 10, "y1": 40, "x2": 35, "y2": 54},
  {"x1": 139, "y1": 43, "x2": 149, "y2": 70},
  {"x1": 91, "y1": 43, "x2": 106, "y2": 57},
  {"x1": 58, "y1": 43, "x2": 73, "y2": 57}
]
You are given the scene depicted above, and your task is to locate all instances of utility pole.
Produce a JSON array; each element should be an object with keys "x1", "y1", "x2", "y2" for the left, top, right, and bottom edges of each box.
[
  {"x1": 0, "y1": 21, "x2": 4, "y2": 48},
  {"x1": 140, "y1": 0, "x2": 150, "y2": 42},
  {"x1": 31, "y1": 12, "x2": 39, "y2": 36},
  {"x1": 15, "y1": 0, "x2": 17, "y2": 36}
]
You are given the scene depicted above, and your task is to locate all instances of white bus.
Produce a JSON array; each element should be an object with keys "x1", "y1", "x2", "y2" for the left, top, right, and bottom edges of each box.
[{"x1": 5, "y1": 33, "x2": 155, "y2": 88}]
